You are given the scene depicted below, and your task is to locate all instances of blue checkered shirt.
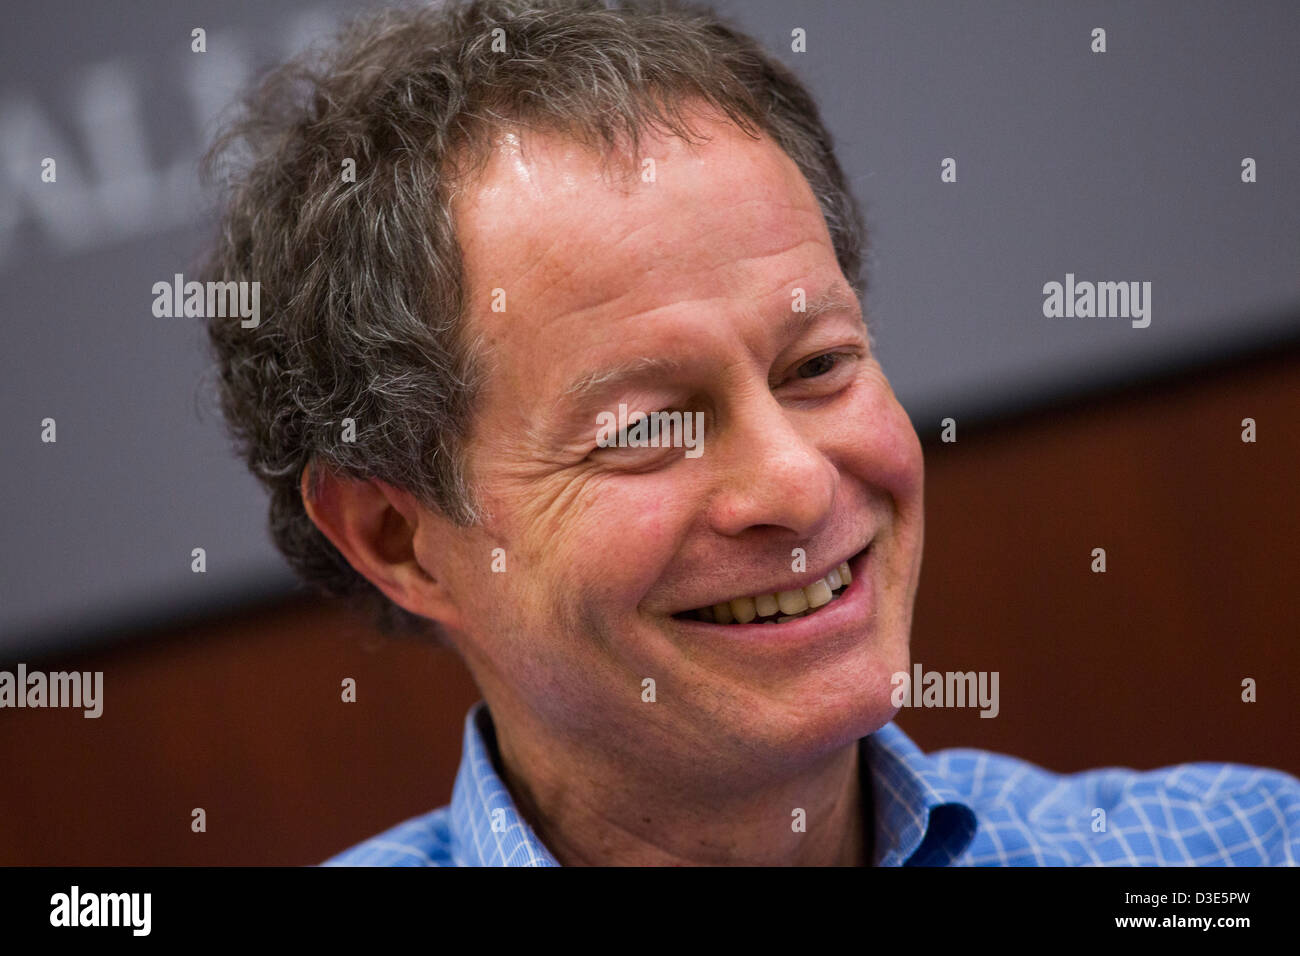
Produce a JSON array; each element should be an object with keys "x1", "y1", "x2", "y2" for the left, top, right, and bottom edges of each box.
[{"x1": 323, "y1": 701, "x2": 1300, "y2": 866}]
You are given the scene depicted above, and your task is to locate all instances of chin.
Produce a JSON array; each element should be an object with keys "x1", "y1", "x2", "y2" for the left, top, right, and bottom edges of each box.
[{"x1": 732, "y1": 669, "x2": 907, "y2": 766}]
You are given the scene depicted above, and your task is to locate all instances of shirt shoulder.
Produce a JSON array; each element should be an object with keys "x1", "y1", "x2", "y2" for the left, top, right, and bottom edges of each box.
[
  {"x1": 930, "y1": 746, "x2": 1300, "y2": 866},
  {"x1": 320, "y1": 806, "x2": 455, "y2": 867}
]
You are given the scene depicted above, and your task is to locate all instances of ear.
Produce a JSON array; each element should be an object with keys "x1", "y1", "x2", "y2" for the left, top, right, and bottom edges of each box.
[{"x1": 299, "y1": 463, "x2": 464, "y2": 627}]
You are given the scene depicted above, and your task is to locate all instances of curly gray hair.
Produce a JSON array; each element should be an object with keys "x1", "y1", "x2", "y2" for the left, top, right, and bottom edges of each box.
[{"x1": 201, "y1": 0, "x2": 868, "y2": 638}]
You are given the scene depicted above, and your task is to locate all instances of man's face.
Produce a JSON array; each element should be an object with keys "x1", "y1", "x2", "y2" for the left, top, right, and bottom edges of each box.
[{"x1": 420, "y1": 109, "x2": 923, "y2": 784}]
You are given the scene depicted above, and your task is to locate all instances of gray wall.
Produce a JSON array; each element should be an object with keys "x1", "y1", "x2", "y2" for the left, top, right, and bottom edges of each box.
[{"x1": 2, "y1": 0, "x2": 1297, "y2": 656}]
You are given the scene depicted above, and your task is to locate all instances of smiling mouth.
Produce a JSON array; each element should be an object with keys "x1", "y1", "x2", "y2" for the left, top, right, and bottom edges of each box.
[{"x1": 673, "y1": 546, "x2": 867, "y2": 625}]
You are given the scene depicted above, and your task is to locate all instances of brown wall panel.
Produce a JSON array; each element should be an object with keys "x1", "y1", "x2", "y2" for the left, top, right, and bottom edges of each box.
[
  {"x1": 903, "y1": 348, "x2": 1299, "y2": 776},
  {"x1": 0, "y1": 603, "x2": 480, "y2": 865}
]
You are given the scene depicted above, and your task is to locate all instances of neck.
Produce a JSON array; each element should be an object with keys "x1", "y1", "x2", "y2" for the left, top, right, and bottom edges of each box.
[{"x1": 484, "y1": 704, "x2": 873, "y2": 867}]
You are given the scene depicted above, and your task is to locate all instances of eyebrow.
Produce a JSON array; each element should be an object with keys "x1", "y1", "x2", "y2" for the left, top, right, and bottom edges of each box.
[
  {"x1": 561, "y1": 355, "x2": 686, "y2": 404},
  {"x1": 782, "y1": 287, "x2": 862, "y2": 339},
  {"x1": 559, "y1": 288, "x2": 862, "y2": 406}
]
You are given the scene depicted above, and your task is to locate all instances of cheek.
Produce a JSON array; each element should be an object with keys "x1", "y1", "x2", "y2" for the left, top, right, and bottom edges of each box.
[
  {"x1": 572, "y1": 476, "x2": 692, "y2": 608},
  {"x1": 495, "y1": 469, "x2": 694, "y2": 613},
  {"x1": 836, "y1": 381, "x2": 924, "y2": 503}
]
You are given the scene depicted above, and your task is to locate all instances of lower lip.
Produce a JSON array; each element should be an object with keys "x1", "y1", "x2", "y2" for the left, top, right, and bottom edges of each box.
[{"x1": 671, "y1": 544, "x2": 875, "y2": 646}]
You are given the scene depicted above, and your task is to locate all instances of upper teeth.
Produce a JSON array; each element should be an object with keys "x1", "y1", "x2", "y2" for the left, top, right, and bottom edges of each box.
[{"x1": 695, "y1": 562, "x2": 852, "y2": 624}]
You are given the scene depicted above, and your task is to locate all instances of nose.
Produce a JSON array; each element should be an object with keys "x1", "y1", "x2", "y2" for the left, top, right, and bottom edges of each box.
[{"x1": 706, "y1": 390, "x2": 838, "y2": 539}]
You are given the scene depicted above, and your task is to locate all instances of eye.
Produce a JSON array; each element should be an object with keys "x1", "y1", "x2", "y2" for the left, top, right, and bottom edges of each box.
[
  {"x1": 602, "y1": 411, "x2": 663, "y2": 449},
  {"x1": 795, "y1": 352, "x2": 842, "y2": 379},
  {"x1": 586, "y1": 408, "x2": 705, "y2": 470},
  {"x1": 592, "y1": 409, "x2": 692, "y2": 452}
]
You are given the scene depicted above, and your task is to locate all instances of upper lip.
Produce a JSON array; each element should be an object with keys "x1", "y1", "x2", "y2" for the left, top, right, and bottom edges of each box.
[{"x1": 672, "y1": 541, "x2": 871, "y2": 614}]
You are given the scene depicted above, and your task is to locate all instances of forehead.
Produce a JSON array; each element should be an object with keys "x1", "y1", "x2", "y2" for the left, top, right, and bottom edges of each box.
[{"x1": 450, "y1": 110, "x2": 840, "y2": 390}]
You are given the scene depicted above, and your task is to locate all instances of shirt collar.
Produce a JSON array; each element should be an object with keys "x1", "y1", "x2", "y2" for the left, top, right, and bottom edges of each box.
[
  {"x1": 864, "y1": 720, "x2": 979, "y2": 865},
  {"x1": 449, "y1": 701, "x2": 559, "y2": 866},
  {"x1": 450, "y1": 701, "x2": 977, "y2": 866}
]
